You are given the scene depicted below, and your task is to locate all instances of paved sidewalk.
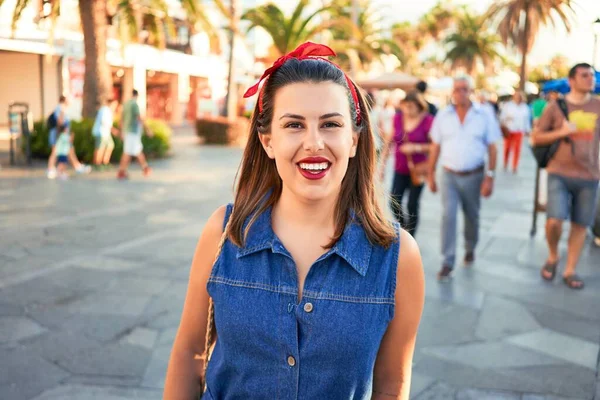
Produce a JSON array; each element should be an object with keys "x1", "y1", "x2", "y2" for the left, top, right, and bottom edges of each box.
[{"x1": 0, "y1": 131, "x2": 599, "y2": 399}]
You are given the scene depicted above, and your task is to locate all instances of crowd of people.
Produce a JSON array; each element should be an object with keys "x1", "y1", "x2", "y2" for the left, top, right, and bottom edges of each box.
[
  {"x1": 46, "y1": 89, "x2": 153, "y2": 181},
  {"x1": 372, "y1": 63, "x2": 600, "y2": 289}
]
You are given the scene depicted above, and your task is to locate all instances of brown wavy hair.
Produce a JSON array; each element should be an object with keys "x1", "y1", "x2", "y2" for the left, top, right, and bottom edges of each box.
[{"x1": 229, "y1": 58, "x2": 396, "y2": 249}]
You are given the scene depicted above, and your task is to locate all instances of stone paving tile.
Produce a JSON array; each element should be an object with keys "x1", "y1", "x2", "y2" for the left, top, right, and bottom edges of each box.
[
  {"x1": 413, "y1": 381, "x2": 456, "y2": 400},
  {"x1": 119, "y1": 327, "x2": 158, "y2": 350},
  {"x1": 0, "y1": 316, "x2": 47, "y2": 343},
  {"x1": 61, "y1": 375, "x2": 140, "y2": 388},
  {"x1": 524, "y1": 301, "x2": 600, "y2": 343},
  {"x1": 409, "y1": 373, "x2": 436, "y2": 398},
  {"x1": 105, "y1": 276, "x2": 171, "y2": 295},
  {"x1": 422, "y1": 341, "x2": 565, "y2": 369},
  {"x1": 30, "y1": 384, "x2": 162, "y2": 400},
  {"x1": 141, "y1": 344, "x2": 172, "y2": 389},
  {"x1": 475, "y1": 295, "x2": 542, "y2": 340},
  {"x1": 415, "y1": 298, "x2": 480, "y2": 348},
  {"x1": 413, "y1": 354, "x2": 562, "y2": 395},
  {"x1": 506, "y1": 329, "x2": 599, "y2": 371},
  {"x1": 0, "y1": 300, "x2": 23, "y2": 316},
  {"x1": 424, "y1": 275, "x2": 486, "y2": 310},
  {"x1": 456, "y1": 388, "x2": 520, "y2": 399},
  {"x1": 65, "y1": 293, "x2": 153, "y2": 317},
  {"x1": 0, "y1": 346, "x2": 70, "y2": 400},
  {"x1": 497, "y1": 364, "x2": 596, "y2": 399}
]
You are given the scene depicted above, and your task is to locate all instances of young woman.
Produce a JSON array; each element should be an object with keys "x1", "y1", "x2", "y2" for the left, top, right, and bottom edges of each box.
[
  {"x1": 380, "y1": 92, "x2": 434, "y2": 237},
  {"x1": 163, "y1": 42, "x2": 425, "y2": 400}
]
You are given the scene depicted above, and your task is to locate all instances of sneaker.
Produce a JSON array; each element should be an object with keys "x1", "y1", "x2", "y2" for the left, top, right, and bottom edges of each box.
[
  {"x1": 437, "y1": 265, "x2": 453, "y2": 282},
  {"x1": 47, "y1": 169, "x2": 57, "y2": 179},
  {"x1": 117, "y1": 170, "x2": 128, "y2": 180},
  {"x1": 76, "y1": 164, "x2": 92, "y2": 174},
  {"x1": 142, "y1": 166, "x2": 152, "y2": 177},
  {"x1": 464, "y1": 251, "x2": 475, "y2": 266}
]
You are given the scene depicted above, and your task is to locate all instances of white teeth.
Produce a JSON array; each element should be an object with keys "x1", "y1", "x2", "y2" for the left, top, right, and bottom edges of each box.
[{"x1": 299, "y1": 162, "x2": 329, "y2": 171}]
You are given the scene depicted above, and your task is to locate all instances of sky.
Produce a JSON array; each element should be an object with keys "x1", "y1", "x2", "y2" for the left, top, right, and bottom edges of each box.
[{"x1": 371, "y1": 0, "x2": 600, "y2": 66}]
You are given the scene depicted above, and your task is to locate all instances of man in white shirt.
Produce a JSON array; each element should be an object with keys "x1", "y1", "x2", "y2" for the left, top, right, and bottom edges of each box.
[
  {"x1": 428, "y1": 77, "x2": 502, "y2": 281},
  {"x1": 499, "y1": 91, "x2": 531, "y2": 173}
]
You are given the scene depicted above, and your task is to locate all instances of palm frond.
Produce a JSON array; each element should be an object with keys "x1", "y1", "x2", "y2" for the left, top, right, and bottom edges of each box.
[{"x1": 11, "y1": 0, "x2": 32, "y2": 34}]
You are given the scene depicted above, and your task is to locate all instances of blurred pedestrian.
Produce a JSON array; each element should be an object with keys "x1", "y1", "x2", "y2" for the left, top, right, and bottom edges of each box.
[
  {"x1": 163, "y1": 42, "x2": 424, "y2": 400},
  {"x1": 427, "y1": 77, "x2": 502, "y2": 281},
  {"x1": 416, "y1": 80, "x2": 438, "y2": 116},
  {"x1": 54, "y1": 125, "x2": 72, "y2": 180},
  {"x1": 532, "y1": 63, "x2": 600, "y2": 290},
  {"x1": 500, "y1": 91, "x2": 531, "y2": 173},
  {"x1": 47, "y1": 96, "x2": 90, "y2": 179},
  {"x1": 117, "y1": 90, "x2": 152, "y2": 179},
  {"x1": 92, "y1": 98, "x2": 118, "y2": 170},
  {"x1": 380, "y1": 91, "x2": 433, "y2": 236}
]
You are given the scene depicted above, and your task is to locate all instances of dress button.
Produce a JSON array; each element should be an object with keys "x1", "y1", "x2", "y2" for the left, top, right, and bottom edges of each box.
[
  {"x1": 303, "y1": 302, "x2": 313, "y2": 313},
  {"x1": 287, "y1": 356, "x2": 296, "y2": 367}
]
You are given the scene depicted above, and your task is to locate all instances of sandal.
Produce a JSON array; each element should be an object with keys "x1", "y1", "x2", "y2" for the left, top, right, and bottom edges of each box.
[
  {"x1": 563, "y1": 274, "x2": 584, "y2": 290},
  {"x1": 540, "y1": 261, "x2": 558, "y2": 281}
]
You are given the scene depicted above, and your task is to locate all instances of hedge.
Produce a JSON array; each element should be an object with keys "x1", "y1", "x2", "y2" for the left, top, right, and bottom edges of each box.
[
  {"x1": 26, "y1": 118, "x2": 172, "y2": 163},
  {"x1": 196, "y1": 117, "x2": 249, "y2": 146}
]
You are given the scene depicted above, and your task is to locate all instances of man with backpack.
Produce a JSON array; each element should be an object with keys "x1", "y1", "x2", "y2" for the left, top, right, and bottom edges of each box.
[
  {"x1": 47, "y1": 95, "x2": 90, "y2": 179},
  {"x1": 532, "y1": 63, "x2": 600, "y2": 290}
]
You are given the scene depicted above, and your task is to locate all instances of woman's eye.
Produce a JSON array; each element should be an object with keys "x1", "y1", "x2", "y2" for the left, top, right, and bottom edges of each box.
[
  {"x1": 322, "y1": 122, "x2": 342, "y2": 129},
  {"x1": 285, "y1": 122, "x2": 303, "y2": 129}
]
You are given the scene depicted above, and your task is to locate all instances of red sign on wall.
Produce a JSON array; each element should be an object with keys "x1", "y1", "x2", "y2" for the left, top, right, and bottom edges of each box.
[{"x1": 68, "y1": 58, "x2": 85, "y2": 99}]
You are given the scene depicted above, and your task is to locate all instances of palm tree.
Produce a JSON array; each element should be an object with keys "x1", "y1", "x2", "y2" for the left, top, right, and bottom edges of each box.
[
  {"x1": 485, "y1": 0, "x2": 577, "y2": 90},
  {"x1": 328, "y1": 0, "x2": 404, "y2": 73},
  {"x1": 391, "y1": 21, "x2": 425, "y2": 73},
  {"x1": 241, "y1": 0, "x2": 337, "y2": 56},
  {"x1": 2, "y1": 0, "x2": 226, "y2": 118},
  {"x1": 444, "y1": 12, "x2": 504, "y2": 75},
  {"x1": 417, "y1": 0, "x2": 456, "y2": 41}
]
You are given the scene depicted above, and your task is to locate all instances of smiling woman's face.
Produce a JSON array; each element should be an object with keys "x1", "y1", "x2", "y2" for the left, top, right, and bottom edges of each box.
[{"x1": 258, "y1": 82, "x2": 359, "y2": 203}]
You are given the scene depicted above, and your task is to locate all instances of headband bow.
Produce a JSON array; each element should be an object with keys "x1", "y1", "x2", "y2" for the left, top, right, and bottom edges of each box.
[{"x1": 243, "y1": 42, "x2": 361, "y2": 124}]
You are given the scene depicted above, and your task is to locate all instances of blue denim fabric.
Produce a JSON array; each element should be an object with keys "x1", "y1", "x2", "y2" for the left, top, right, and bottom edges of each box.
[{"x1": 203, "y1": 204, "x2": 400, "y2": 400}]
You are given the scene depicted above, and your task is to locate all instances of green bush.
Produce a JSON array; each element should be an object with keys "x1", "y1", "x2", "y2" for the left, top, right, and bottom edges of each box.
[
  {"x1": 26, "y1": 118, "x2": 171, "y2": 163},
  {"x1": 195, "y1": 117, "x2": 249, "y2": 145}
]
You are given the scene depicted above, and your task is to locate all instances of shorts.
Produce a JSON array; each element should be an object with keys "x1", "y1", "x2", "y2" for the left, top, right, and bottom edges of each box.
[
  {"x1": 57, "y1": 155, "x2": 68, "y2": 164},
  {"x1": 94, "y1": 135, "x2": 115, "y2": 150},
  {"x1": 547, "y1": 174, "x2": 599, "y2": 226},
  {"x1": 49, "y1": 129, "x2": 57, "y2": 146},
  {"x1": 123, "y1": 133, "x2": 143, "y2": 156}
]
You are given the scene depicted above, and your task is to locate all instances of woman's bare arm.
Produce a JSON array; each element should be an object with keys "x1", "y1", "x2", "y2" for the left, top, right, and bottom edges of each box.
[
  {"x1": 372, "y1": 229, "x2": 425, "y2": 400},
  {"x1": 163, "y1": 206, "x2": 227, "y2": 400}
]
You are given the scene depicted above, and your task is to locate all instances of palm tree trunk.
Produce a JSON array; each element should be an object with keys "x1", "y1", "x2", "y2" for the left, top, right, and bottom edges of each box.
[
  {"x1": 519, "y1": 11, "x2": 530, "y2": 91},
  {"x1": 224, "y1": 0, "x2": 238, "y2": 119},
  {"x1": 78, "y1": 0, "x2": 113, "y2": 118}
]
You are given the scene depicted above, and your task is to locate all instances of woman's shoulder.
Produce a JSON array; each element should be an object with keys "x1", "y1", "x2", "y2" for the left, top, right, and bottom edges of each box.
[{"x1": 203, "y1": 205, "x2": 230, "y2": 239}]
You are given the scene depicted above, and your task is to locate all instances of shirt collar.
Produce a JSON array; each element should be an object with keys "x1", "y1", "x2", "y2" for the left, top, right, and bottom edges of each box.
[
  {"x1": 448, "y1": 101, "x2": 484, "y2": 114},
  {"x1": 236, "y1": 205, "x2": 373, "y2": 276}
]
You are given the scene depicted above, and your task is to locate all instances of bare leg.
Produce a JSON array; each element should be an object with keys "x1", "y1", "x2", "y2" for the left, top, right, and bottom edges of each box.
[
  {"x1": 136, "y1": 152, "x2": 149, "y2": 169},
  {"x1": 564, "y1": 223, "x2": 587, "y2": 277},
  {"x1": 68, "y1": 148, "x2": 83, "y2": 169},
  {"x1": 119, "y1": 153, "x2": 131, "y2": 173},
  {"x1": 103, "y1": 145, "x2": 114, "y2": 165},
  {"x1": 545, "y1": 218, "x2": 563, "y2": 264},
  {"x1": 48, "y1": 146, "x2": 57, "y2": 170},
  {"x1": 94, "y1": 148, "x2": 102, "y2": 165}
]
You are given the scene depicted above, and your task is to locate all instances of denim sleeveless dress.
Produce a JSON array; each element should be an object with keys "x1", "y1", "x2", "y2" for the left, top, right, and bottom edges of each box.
[{"x1": 203, "y1": 204, "x2": 400, "y2": 400}]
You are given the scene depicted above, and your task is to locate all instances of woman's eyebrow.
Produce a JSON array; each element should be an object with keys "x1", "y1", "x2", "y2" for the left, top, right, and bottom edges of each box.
[{"x1": 279, "y1": 112, "x2": 344, "y2": 120}]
